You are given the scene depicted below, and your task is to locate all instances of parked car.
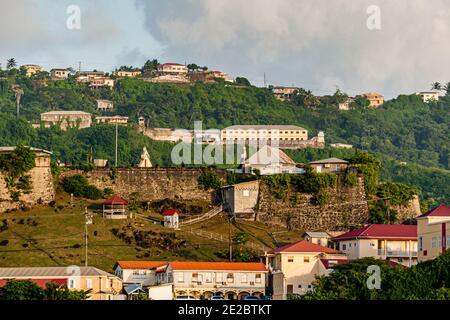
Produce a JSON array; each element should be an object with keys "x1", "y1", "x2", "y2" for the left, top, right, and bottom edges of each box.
[
  {"x1": 175, "y1": 295, "x2": 197, "y2": 300},
  {"x1": 210, "y1": 296, "x2": 225, "y2": 300},
  {"x1": 240, "y1": 295, "x2": 260, "y2": 300},
  {"x1": 262, "y1": 295, "x2": 272, "y2": 300}
]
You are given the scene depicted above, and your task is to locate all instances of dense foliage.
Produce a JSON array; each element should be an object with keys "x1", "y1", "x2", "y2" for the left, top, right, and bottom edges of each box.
[
  {"x1": 293, "y1": 251, "x2": 450, "y2": 300},
  {"x1": 0, "y1": 279, "x2": 90, "y2": 300},
  {"x1": 62, "y1": 174, "x2": 104, "y2": 200},
  {"x1": 0, "y1": 72, "x2": 448, "y2": 205}
]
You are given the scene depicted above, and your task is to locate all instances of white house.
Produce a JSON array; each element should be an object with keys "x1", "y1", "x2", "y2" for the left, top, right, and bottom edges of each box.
[
  {"x1": 264, "y1": 240, "x2": 347, "y2": 300},
  {"x1": 416, "y1": 92, "x2": 440, "y2": 103},
  {"x1": 331, "y1": 224, "x2": 418, "y2": 267},
  {"x1": 242, "y1": 145, "x2": 304, "y2": 175},
  {"x1": 159, "y1": 261, "x2": 268, "y2": 300},
  {"x1": 163, "y1": 210, "x2": 179, "y2": 229}
]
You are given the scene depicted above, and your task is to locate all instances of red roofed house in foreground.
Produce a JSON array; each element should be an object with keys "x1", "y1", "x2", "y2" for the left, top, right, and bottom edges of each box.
[
  {"x1": 417, "y1": 204, "x2": 450, "y2": 262},
  {"x1": 331, "y1": 224, "x2": 418, "y2": 267},
  {"x1": 263, "y1": 240, "x2": 348, "y2": 300},
  {"x1": 113, "y1": 261, "x2": 268, "y2": 300}
]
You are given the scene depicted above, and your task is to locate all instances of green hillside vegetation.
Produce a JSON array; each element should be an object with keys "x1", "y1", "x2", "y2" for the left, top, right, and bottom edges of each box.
[
  {"x1": 0, "y1": 193, "x2": 300, "y2": 271},
  {"x1": 293, "y1": 251, "x2": 450, "y2": 300},
  {"x1": 0, "y1": 68, "x2": 449, "y2": 205}
]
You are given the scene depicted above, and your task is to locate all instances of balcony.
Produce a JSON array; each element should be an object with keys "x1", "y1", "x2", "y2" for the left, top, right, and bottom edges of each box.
[{"x1": 378, "y1": 249, "x2": 418, "y2": 257}]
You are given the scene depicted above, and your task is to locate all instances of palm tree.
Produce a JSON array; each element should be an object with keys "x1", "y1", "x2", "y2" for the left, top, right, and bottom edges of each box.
[
  {"x1": 6, "y1": 58, "x2": 17, "y2": 70},
  {"x1": 431, "y1": 82, "x2": 442, "y2": 91}
]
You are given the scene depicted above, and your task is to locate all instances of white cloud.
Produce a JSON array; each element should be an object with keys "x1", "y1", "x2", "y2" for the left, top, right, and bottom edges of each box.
[{"x1": 136, "y1": 0, "x2": 450, "y2": 97}]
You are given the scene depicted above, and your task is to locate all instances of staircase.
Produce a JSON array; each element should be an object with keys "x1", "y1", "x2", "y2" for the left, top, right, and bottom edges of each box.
[{"x1": 180, "y1": 205, "x2": 224, "y2": 227}]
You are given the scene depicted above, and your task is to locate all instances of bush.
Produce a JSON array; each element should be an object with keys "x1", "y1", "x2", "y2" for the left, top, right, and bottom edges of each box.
[
  {"x1": 311, "y1": 191, "x2": 330, "y2": 207},
  {"x1": 62, "y1": 175, "x2": 103, "y2": 200},
  {"x1": 343, "y1": 173, "x2": 358, "y2": 187}
]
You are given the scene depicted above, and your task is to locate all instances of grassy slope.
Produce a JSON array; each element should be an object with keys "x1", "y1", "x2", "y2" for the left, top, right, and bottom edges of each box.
[{"x1": 0, "y1": 193, "x2": 301, "y2": 271}]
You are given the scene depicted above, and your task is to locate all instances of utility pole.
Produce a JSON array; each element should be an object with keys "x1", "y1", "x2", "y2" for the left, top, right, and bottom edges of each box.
[
  {"x1": 115, "y1": 123, "x2": 118, "y2": 167},
  {"x1": 229, "y1": 218, "x2": 233, "y2": 262},
  {"x1": 263, "y1": 72, "x2": 267, "y2": 88},
  {"x1": 84, "y1": 208, "x2": 93, "y2": 267},
  {"x1": 78, "y1": 61, "x2": 81, "y2": 72}
]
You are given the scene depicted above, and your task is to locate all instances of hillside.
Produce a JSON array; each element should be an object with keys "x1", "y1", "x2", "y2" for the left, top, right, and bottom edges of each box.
[
  {"x1": 0, "y1": 74, "x2": 449, "y2": 205},
  {"x1": 0, "y1": 193, "x2": 300, "y2": 271}
]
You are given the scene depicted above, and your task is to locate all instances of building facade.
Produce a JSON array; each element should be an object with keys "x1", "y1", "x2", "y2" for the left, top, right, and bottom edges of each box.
[
  {"x1": 362, "y1": 92, "x2": 384, "y2": 108},
  {"x1": 95, "y1": 116, "x2": 128, "y2": 125},
  {"x1": 272, "y1": 87, "x2": 299, "y2": 101},
  {"x1": 162, "y1": 262, "x2": 267, "y2": 299},
  {"x1": 416, "y1": 92, "x2": 440, "y2": 103},
  {"x1": 0, "y1": 267, "x2": 123, "y2": 300},
  {"x1": 41, "y1": 111, "x2": 92, "y2": 130},
  {"x1": 417, "y1": 204, "x2": 450, "y2": 262},
  {"x1": 331, "y1": 224, "x2": 418, "y2": 267},
  {"x1": 221, "y1": 125, "x2": 308, "y2": 145},
  {"x1": 222, "y1": 180, "x2": 260, "y2": 218},
  {"x1": 309, "y1": 158, "x2": 349, "y2": 173},
  {"x1": 112, "y1": 70, "x2": 142, "y2": 77},
  {"x1": 157, "y1": 63, "x2": 188, "y2": 74},
  {"x1": 89, "y1": 77, "x2": 115, "y2": 89},
  {"x1": 50, "y1": 68, "x2": 69, "y2": 80},
  {"x1": 264, "y1": 240, "x2": 347, "y2": 300},
  {"x1": 96, "y1": 99, "x2": 114, "y2": 111},
  {"x1": 22, "y1": 64, "x2": 43, "y2": 77}
]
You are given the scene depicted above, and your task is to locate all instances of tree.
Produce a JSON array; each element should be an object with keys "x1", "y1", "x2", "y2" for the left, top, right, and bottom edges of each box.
[
  {"x1": 431, "y1": 82, "x2": 442, "y2": 91},
  {"x1": 6, "y1": 58, "x2": 17, "y2": 70},
  {"x1": 0, "y1": 279, "x2": 43, "y2": 300},
  {"x1": 43, "y1": 283, "x2": 90, "y2": 300},
  {"x1": 143, "y1": 59, "x2": 159, "y2": 72},
  {"x1": 235, "y1": 77, "x2": 251, "y2": 86},
  {"x1": 187, "y1": 63, "x2": 201, "y2": 72}
]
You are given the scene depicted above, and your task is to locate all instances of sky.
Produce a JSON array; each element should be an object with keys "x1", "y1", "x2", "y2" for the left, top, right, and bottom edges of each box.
[{"x1": 1, "y1": 0, "x2": 450, "y2": 98}]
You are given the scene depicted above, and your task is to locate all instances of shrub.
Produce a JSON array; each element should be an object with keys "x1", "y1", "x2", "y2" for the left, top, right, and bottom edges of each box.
[
  {"x1": 311, "y1": 191, "x2": 330, "y2": 207},
  {"x1": 343, "y1": 173, "x2": 358, "y2": 187},
  {"x1": 62, "y1": 175, "x2": 103, "y2": 200}
]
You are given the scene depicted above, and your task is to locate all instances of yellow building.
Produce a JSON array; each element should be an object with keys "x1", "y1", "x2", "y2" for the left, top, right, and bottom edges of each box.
[
  {"x1": 112, "y1": 70, "x2": 142, "y2": 77},
  {"x1": 264, "y1": 240, "x2": 347, "y2": 300},
  {"x1": 362, "y1": 92, "x2": 384, "y2": 108},
  {"x1": 0, "y1": 266, "x2": 123, "y2": 300},
  {"x1": 417, "y1": 204, "x2": 450, "y2": 262},
  {"x1": 221, "y1": 125, "x2": 308, "y2": 145},
  {"x1": 95, "y1": 116, "x2": 128, "y2": 125},
  {"x1": 22, "y1": 64, "x2": 43, "y2": 77}
]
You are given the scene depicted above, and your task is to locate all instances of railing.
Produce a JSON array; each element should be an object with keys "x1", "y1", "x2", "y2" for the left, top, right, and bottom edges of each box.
[
  {"x1": 378, "y1": 249, "x2": 418, "y2": 257},
  {"x1": 183, "y1": 227, "x2": 268, "y2": 252},
  {"x1": 180, "y1": 205, "x2": 223, "y2": 226}
]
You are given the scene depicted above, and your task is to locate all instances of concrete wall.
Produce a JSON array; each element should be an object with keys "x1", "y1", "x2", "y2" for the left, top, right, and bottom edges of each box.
[{"x1": 60, "y1": 168, "x2": 227, "y2": 202}]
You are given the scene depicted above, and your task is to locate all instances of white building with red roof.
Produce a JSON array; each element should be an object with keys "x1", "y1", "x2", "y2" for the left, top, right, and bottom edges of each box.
[
  {"x1": 113, "y1": 261, "x2": 267, "y2": 300},
  {"x1": 331, "y1": 224, "x2": 418, "y2": 267},
  {"x1": 163, "y1": 209, "x2": 180, "y2": 229},
  {"x1": 157, "y1": 63, "x2": 187, "y2": 74},
  {"x1": 263, "y1": 240, "x2": 347, "y2": 299},
  {"x1": 417, "y1": 204, "x2": 450, "y2": 262}
]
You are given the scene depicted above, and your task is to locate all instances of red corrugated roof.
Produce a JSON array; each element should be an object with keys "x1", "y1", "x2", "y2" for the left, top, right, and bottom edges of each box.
[
  {"x1": 115, "y1": 261, "x2": 167, "y2": 270},
  {"x1": 417, "y1": 204, "x2": 450, "y2": 218},
  {"x1": 268, "y1": 240, "x2": 338, "y2": 254},
  {"x1": 0, "y1": 278, "x2": 67, "y2": 288},
  {"x1": 169, "y1": 262, "x2": 267, "y2": 272},
  {"x1": 332, "y1": 224, "x2": 417, "y2": 241},
  {"x1": 103, "y1": 195, "x2": 129, "y2": 205},
  {"x1": 163, "y1": 209, "x2": 179, "y2": 216}
]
